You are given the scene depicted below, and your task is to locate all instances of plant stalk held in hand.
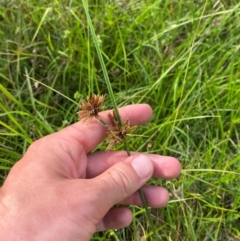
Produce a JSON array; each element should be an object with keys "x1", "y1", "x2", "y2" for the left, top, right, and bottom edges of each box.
[{"x1": 81, "y1": 1, "x2": 159, "y2": 239}]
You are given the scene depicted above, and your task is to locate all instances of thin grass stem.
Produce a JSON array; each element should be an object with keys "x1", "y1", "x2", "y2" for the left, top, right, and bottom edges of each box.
[
  {"x1": 98, "y1": 116, "x2": 108, "y2": 126},
  {"x1": 125, "y1": 141, "x2": 159, "y2": 239},
  {"x1": 81, "y1": 0, "x2": 121, "y2": 125},
  {"x1": 124, "y1": 141, "x2": 131, "y2": 157},
  {"x1": 81, "y1": 1, "x2": 159, "y2": 240}
]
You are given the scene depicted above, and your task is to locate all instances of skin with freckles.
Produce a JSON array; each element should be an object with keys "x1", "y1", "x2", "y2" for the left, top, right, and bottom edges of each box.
[{"x1": 0, "y1": 104, "x2": 181, "y2": 241}]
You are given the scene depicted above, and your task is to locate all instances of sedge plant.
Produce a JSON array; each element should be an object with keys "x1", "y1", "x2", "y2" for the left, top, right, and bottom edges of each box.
[{"x1": 81, "y1": 1, "x2": 159, "y2": 240}]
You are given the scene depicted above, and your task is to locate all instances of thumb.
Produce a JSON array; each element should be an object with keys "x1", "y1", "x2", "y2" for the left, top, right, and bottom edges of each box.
[{"x1": 94, "y1": 155, "x2": 154, "y2": 207}]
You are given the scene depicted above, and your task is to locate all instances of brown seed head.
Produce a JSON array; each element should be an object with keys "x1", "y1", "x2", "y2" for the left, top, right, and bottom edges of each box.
[
  {"x1": 106, "y1": 110, "x2": 134, "y2": 150},
  {"x1": 78, "y1": 94, "x2": 104, "y2": 124}
]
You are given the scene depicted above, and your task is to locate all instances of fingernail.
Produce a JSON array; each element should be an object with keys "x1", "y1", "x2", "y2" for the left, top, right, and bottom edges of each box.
[{"x1": 131, "y1": 155, "x2": 152, "y2": 179}]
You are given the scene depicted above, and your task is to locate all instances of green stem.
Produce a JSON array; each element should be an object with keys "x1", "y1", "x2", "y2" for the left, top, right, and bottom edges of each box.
[
  {"x1": 81, "y1": 0, "x2": 121, "y2": 126},
  {"x1": 124, "y1": 141, "x2": 131, "y2": 156},
  {"x1": 98, "y1": 116, "x2": 108, "y2": 126},
  {"x1": 138, "y1": 188, "x2": 158, "y2": 239},
  {"x1": 125, "y1": 141, "x2": 159, "y2": 240},
  {"x1": 82, "y1": 1, "x2": 159, "y2": 239}
]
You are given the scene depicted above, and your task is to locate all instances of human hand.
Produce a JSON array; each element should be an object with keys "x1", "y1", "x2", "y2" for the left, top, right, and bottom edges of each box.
[{"x1": 0, "y1": 104, "x2": 181, "y2": 241}]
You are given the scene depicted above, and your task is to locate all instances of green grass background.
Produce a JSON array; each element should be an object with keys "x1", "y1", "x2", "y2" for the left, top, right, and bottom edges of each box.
[{"x1": 1, "y1": 0, "x2": 240, "y2": 240}]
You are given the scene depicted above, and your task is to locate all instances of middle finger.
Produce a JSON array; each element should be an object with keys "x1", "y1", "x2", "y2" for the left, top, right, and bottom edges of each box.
[{"x1": 86, "y1": 151, "x2": 181, "y2": 179}]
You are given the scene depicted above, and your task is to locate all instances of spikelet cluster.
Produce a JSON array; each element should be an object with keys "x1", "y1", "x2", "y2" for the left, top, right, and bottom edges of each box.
[{"x1": 78, "y1": 94, "x2": 133, "y2": 150}]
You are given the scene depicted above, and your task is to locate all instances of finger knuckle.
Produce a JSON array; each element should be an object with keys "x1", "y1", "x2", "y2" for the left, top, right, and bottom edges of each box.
[{"x1": 109, "y1": 167, "x2": 132, "y2": 196}]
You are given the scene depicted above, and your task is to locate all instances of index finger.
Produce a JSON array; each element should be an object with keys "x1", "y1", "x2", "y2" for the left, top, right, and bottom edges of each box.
[{"x1": 56, "y1": 104, "x2": 152, "y2": 153}]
